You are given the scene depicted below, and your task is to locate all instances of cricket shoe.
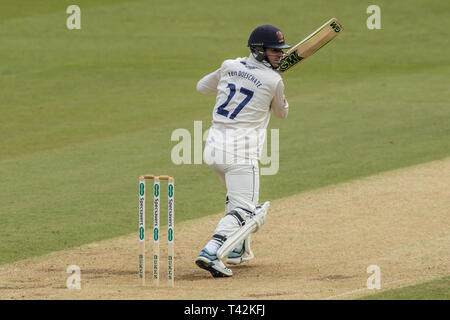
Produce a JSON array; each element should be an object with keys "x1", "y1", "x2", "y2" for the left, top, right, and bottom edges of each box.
[
  {"x1": 195, "y1": 248, "x2": 233, "y2": 278},
  {"x1": 226, "y1": 241, "x2": 254, "y2": 265}
]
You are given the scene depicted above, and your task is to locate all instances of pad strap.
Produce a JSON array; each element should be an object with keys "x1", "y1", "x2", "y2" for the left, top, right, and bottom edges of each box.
[
  {"x1": 212, "y1": 233, "x2": 227, "y2": 245},
  {"x1": 226, "y1": 210, "x2": 246, "y2": 227}
]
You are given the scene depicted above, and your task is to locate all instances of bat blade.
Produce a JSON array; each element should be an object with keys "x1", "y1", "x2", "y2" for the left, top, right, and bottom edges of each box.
[{"x1": 279, "y1": 18, "x2": 343, "y2": 73}]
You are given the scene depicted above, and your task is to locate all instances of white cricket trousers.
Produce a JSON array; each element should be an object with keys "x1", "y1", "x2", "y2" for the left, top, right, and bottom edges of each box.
[{"x1": 204, "y1": 145, "x2": 260, "y2": 246}]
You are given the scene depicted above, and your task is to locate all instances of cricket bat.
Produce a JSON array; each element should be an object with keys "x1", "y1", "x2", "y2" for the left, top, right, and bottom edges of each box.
[{"x1": 279, "y1": 18, "x2": 343, "y2": 73}]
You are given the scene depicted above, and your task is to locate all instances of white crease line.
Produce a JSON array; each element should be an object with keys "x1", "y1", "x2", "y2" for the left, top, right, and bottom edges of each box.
[{"x1": 325, "y1": 279, "x2": 410, "y2": 300}]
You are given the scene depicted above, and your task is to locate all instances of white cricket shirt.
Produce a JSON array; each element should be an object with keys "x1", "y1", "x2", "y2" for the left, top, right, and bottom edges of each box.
[{"x1": 197, "y1": 53, "x2": 289, "y2": 161}]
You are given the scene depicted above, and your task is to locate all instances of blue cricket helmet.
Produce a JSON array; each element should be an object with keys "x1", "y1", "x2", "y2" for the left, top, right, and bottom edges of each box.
[{"x1": 248, "y1": 25, "x2": 291, "y2": 50}]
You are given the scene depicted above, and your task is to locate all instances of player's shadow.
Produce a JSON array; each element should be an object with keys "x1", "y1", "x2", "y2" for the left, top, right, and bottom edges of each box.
[{"x1": 179, "y1": 264, "x2": 256, "y2": 281}]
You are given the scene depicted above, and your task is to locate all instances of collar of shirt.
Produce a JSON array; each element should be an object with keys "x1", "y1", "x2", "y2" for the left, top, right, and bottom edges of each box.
[{"x1": 246, "y1": 53, "x2": 273, "y2": 70}]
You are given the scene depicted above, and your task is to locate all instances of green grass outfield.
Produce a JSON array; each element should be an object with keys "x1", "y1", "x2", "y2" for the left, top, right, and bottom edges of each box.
[
  {"x1": 1, "y1": 0, "x2": 449, "y2": 299},
  {"x1": 360, "y1": 275, "x2": 450, "y2": 300}
]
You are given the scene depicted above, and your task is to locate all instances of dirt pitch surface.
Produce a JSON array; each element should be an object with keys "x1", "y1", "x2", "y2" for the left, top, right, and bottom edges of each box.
[{"x1": 0, "y1": 159, "x2": 449, "y2": 300}]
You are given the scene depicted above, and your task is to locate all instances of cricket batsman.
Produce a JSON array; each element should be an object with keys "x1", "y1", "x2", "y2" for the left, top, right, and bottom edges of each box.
[{"x1": 194, "y1": 25, "x2": 290, "y2": 277}]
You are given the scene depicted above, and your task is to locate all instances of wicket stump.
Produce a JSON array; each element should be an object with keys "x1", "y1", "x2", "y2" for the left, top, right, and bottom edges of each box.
[{"x1": 139, "y1": 174, "x2": 174, "y2": 287}]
